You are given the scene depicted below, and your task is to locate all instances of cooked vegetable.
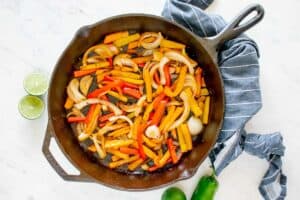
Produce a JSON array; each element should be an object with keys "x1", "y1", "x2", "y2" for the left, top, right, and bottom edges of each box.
[
  {"x1": 191, "y1": 172, "x2": 218, "y2": 200},
  {"x1": 65, "y1": 31, "x2": 211, "y2": 173},
  {"x1": 187, "y1": 116, "x2": 203, "y2": 136}
]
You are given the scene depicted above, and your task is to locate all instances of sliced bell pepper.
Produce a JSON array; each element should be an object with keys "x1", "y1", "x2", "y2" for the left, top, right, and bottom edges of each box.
[
  {"x1": 185, "y1": 88, "x2": 202, "y2": 117},
  {"x1": 167, "y1": 138, "x2": 178, "y2": 164},
  {"x1": 143, "y1": 65, "x2": 152, "y2": 102},
  {"x1": 104, "y1": 31, "x2": 129, "y2": 44},
  {"x1": 195, "y1": 68, "x2": 202, "y2": 96},
  {"x1": 73, "y1": 68, "x2": 98, "y2": 77},
  {"x1": 123, "y1": 87, "x2": 142, "y2": 99},
  {"x1": 160, "y1": 39, "x2": 186, "y2": 49},
  {"x1": 164, "y1": 66, "x2": 187, "y2": 97},
  {"x1": 149, "y1": 101, "x2": 167, "y2": 126},
  {"x1": 64, "y1": 97, "x2": 74, "y2": 109},
  {"x1": 180, "y1": 123, "x2": 193, "y2": 151},
  {"x1": 114, "y1": 33, "x2": 141, "y2": 47},
  {"x1": 163, "y1": 64, "x2": 171, "y2": 86},
  {"x1": 128, "y1": 41, "x2": 139, "y2": 50},
  {"x1": 80, "y1": 61, "x2": 110, "y2": 70},
  {"x1": 202, "y1": 96, "x2": 210, "y2": 125},
  {"x1": 85, "y1": 104, "x2": 101, "y2": 136},
  {"x1": 137, "y1": 123, "x2": 147, "y2": 159},
  {"x1": 87, "y1": 80, "x2": 122, "y2": 98},
  {"x1": 119, "y1": 147, "x2": 139, "y2": 155},
  {"x1": 132, "y1": 56, "x2": 153, "y2": 64},
  {"x1": 153, "y1": 92, "x2": 166, "y2": 109},
  {"x1": 98, "y1": 112, "x2": 115, "y2": 123},
  {"x1": 67, "y1": 116, "x2": 86, "y2": 123},
  {"x1": 154, "y1": 71, "x2": 160, "y2": 84},
  {"x1": 85, "y1": 104, "x2": 96, "y2": 124}
]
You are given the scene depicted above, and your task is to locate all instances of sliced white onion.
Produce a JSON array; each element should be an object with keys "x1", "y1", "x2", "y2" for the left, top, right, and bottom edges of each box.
[
  {"x1": 164, "y1": 51, "x2": 197, "y2": 74},
  {"x1": 74, "y1": 98, "x2": 101, "y2": 110},
  {"x1": 187, "y1": 116, "x2": 203, "y2": 135},
  {"x1": 145, "y1": 125, "x2": 161, "y2": 139},
  {"x1": 158, "y1": 57, "x2": 170, "y2": 85},
  {"x1": 140, "y1": 32, "x2": 163, "y2": 49},
  {"x1": 134, "y1": 95, "x2": 147, "y2": 116},
  {"x1": 67, "y1": 78, "x2": 86, "y2": 103},
  {"x1": 113, "y1": 56, "x2": 138, "y2": 72}
]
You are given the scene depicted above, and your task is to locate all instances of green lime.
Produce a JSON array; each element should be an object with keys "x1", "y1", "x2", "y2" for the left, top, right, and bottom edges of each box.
[
  {"x1": 23, "y1": 73, "x2": 48, "y2": 95},
  {"x1": 161, "y1": 187, "x2": 187, "y2": 200},
  {"x1": 18, "y1": 95, "x2": 45, "y2": 119}
]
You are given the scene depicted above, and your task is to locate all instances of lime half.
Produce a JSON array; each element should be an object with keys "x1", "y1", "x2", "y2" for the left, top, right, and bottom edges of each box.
[
  {"x1": 23, "y1": 73, "x2": 48, "y2": 96},
  {"x1": 18, "y1": 95, "x2": 45, "y2": 119}
]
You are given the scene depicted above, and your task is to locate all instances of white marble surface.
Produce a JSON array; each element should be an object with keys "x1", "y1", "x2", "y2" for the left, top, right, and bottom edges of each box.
[{"x1": 0, "y1": 0, "x2": 299, "y2": 199}]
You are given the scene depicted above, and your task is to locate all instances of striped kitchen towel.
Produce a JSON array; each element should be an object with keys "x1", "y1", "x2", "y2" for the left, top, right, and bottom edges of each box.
[{"x1": 162, "y1": 0, "x2": 287, "y2": 199}]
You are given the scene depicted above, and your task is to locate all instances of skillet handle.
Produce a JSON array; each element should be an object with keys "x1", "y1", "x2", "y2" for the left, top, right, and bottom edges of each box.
[
  {"x1": 42, "y1": 121, "x2": 92, "y2": 182},
  {"x1": 208, "y1": 4, "x2": 264, "y2": 50}
]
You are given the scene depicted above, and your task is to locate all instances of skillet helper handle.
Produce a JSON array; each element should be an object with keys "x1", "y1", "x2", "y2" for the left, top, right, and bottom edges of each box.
[
  {"x1": 42, "y1": 122, "x2": 92, "y2": 182},
  {"x1": 210, "y1": 4, "x2": 264, "y2": 50}
]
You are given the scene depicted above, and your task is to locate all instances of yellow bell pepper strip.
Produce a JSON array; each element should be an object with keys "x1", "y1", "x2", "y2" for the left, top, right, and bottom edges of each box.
[
  {"x1": 87, "y1": 80, "x2": 122, "y2": 98},
  {"x1": 180, "y1": 123, "x2": 193, "y2": 151},
  {"x1": 111, "y1": 70, "x2": 141, "y2": 79},
  {"x1": 64, "y1": 97, "x2": 74, "y2": 109},
  {"x1": 107, "y1": 126, "x2": 130, "y2": 137},
  {"x1": 103, "y1": 75, "x2": 140, "y2": 89},
  {"x1": 160, "y1": 39, "x2": 186, "y2": 49},
  {"x1": 164, "y1": 66, "x2": 187, "y2": 97},
  {"x1": 80, "y1": 61, "x2": 110, "y2": 70},
  {"x1": 127, "y1": 112, "x2": 136, "y2": 119},
  {"x1": 163, "y1": 107, "x2": 184, "y2": 133},
  {"x1": 128, "y1": 41, "x2": 139, "y2": 50},
  {"x1": 200, "y1": 88, "x2": 209, "y2": 96},
  {"x1": 137, "y1": 123, "x2": 147, "y2": 159},
  {"x1": 88, "y1": 144, "x2": 96, "y2": 152},
  {"x1": 111, "y1": 155, "x2": 121, "y2": 162},
  {"x1": 128, "y1": 158, "x2": 144, "y2": 171},
  {"x1": 149, "y1": 101, "x2": 167, "y2": 126},
  {"x1": 104, "y1": 139, "x2": 134, "y2": 149},
  {"x1": 169, "y1": 91, "x2": 191, "y2": 130},
  {"x1": 142, "y1": 135, "x2": 157, "y2": 148},
  {"x1": 114, "y1": 33, "x2": 141, "y2": 47},
  {"x1": 167, "y1": 138, "x2": 178, "y2": 164},
  {"x1": 143, "y1": 64, "x2": 153, "y2": 102},
  {"x1": 132, "y1": 56, "x2": 153, "y2": 64},
  {"x1": 106, "y1": 149, "x2": 129, "y2": 160},
  {"x1": 152, "y1": 85, "x2": 164, "y2": 97},
  {"x1": 143, "y1": 103, "x2": 154, "y2": 121},
  {"x1": 195, "y1": 68, "x2": 202, "y2": 96},
  {"x1": 91, "y1": 135, "x2": 106, "y2": 159},
  {"x1": 202, "y1": 96, "x2": 210, "y2": 125},
  {"x1": 107, "y1": 91, "x2": 128, "y2": 102},
  {"x1": 177, "y1": 125, "x2": 188, "y2": 152},
  {"x1": 171, "y1": 129, "x2": 177, "y2": 139},
  {"x1": 128, "y1": 116, "x2": 142, "y2": 139},
  {"x1": 184, "y1": 88, "x2": 202, "y2": 117},
  {"x1": 108, "y1": 155, "x2": 139, "y2": 169},
  {"x1": 143, "y1": 145, "x2": 159, "y2": 163},
  {"x1": 118, "y1": 77, "x2": 144, "y2": 85},
  {"x1": 104, "y1": 31, "x2": 129, "y2": 44},
  {"x1": 158, "y1": 150, "x2": 170, "y2": 167},
  {"x1": 159, "y1": 105, "x2": 176, "y2": 132},
  {"x1": 184, "y1": 74, "x2": 198, "y2": 96},
  {"x1": 153, "y1": 51, "x2": 163, "y2": 61}
]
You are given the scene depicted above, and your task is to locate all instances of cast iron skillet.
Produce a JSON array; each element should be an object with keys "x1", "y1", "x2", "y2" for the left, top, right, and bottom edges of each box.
[{"x1": 42, "y1": 4, "x2": 264, "y2": 190}]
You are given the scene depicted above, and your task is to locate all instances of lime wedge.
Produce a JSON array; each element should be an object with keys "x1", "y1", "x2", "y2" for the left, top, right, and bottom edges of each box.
[
  {"x1": 18, "y1": 95, "x2": 45, "y2": 120},
  {"x1": 23, "y1": 73, "x2": 48, "y2": 96}
]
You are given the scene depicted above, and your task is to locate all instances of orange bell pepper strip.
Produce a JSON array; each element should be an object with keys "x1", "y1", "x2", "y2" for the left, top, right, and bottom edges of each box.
[
  {"x1": 123, "y1": 87, "x2": 142, "y2": 99},
  {"x1": 164, "y1": 66, "x2": 187, "y2": 97},
  {"x1": 119, "y1": 147, "x2": 139, "y2": 155},
  {"x1": 103, "y1": 31, "x2": 129, "y2": 44},
  {"x1": 195, "y1": 68, "x2": 202, "y2": 96},
  {"x1": 87, "y1": 80, "x2": 122, "y2": 98},
  {"x1": 137, "y1": 123, "x2": 147, "y2": 159},
  {"x1": 154, "y1": 71, "x2": 160, "y2": 84},
  {"x1": 85, "y1": 104, "x2": 96, "y2": 124},
  {"x1": 167, "y1": 138, "x2": 178, "y2": 164},
  {"x1": 67, "y1": 116, "x2": 86, "y2": 123},
  {"x1": 149, "y1": 101, "x2": 167, "y2": 126},
  {"x1": 153, "y1": 92, "x2": 166, "y2": 109},
  {"x1": 73, "y1": 69, "x2": 98, "y2": 77}
]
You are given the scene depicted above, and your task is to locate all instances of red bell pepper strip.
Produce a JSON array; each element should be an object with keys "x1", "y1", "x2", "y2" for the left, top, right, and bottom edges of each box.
[
  {"x1": 107, "y1": 57, "x2": 113, "y2": 67},
  {"x1": 137, "y1": 124, "x2": 147, "y2": 159},
  {"x1": 103, "y1": 75, "x2": 140, "y2": 89},
  {"x1": 167, "y1": 138, "x2": 178, "y2": 164},
  {"x1": 138, "y1": 63, "x2": 146, "y2": 67},
  {"x1": 123, "y1": 87, "x2": 142, "y2": 99},
  {"x1": 67, "y1": 116, "x2": 86, "y2": 123},
  {"x1": 149, "y1": 101, "x2": 166, "y2": 126},
  {"x1": 164, "y1": 64, "x2": 171, "y2": 86},
  {"x1": 153, "y1": 92, "x2": 166, "y2": 109},
  {"x1": 98, "y1": 112, "x2": 115, "y2": 123},
  {"x1": 148, "y1": 158, "x2": 172, "y2": 172},
  {"x1": 154, "y1": 71, "x2": 160, "y2": 84},
  {"x1": 87, "y1": 80, "x2": 121, "y2": 98},
  {"x1": 85, "y1": 104, "x2": 96, "y2": 124}
]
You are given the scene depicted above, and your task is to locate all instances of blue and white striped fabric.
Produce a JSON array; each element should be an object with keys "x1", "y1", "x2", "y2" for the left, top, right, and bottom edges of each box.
[{"x1": 162, "y1": 1, "x2": 287, "y2": 199}]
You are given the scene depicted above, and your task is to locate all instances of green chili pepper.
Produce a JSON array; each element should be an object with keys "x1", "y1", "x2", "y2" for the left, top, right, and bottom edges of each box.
[
  {"x1": 191, "y1": 173, "x2": 218, "y2": 200},
  {"x1": 161, "y1": 187, "x2": 187, "y2": 200}
]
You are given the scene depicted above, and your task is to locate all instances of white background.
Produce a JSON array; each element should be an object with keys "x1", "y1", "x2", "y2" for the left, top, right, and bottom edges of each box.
[{"x1": 0, "y1": 0, "x2": 299, "y2": 199}]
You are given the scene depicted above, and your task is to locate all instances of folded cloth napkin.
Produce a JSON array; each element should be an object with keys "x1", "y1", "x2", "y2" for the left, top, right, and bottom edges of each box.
[{"x1": 162, "y1": 1, "x2": 287, "y2": 199}]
